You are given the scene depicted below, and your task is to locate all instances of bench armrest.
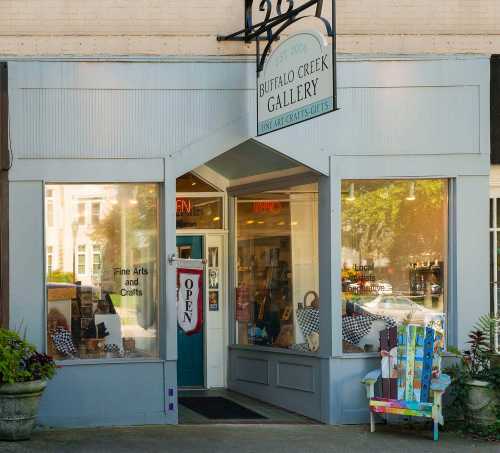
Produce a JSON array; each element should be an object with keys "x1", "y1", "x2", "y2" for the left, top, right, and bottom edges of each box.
[
  {"x1": 431, "y1": 373, "x2": 451, "y2": 393},
  {"x1": 362, "y1": 369, "x2": 381, "y2": 384}
]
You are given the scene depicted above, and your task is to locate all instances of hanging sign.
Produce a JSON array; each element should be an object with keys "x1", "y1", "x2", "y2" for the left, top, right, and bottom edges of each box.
[
  {"x1": 177, "y1": 261, "x2": 203, "y2": 335},
  {"x1": 257, "y1": 30, "x2": 334, "y2": 136}
]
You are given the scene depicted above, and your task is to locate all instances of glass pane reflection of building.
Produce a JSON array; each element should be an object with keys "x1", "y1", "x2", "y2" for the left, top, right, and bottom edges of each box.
[{"x1": 341, "y1": 179, "x2": 448, "y2": 353}]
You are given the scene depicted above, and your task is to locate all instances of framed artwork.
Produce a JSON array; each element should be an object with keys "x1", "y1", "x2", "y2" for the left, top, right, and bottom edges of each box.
[
  {"x1": 209, "y1": 291, "x2": 219, "y2": 311},
  {"x1": 209, "y1": 269, "x2": 219, "y2": 289}
]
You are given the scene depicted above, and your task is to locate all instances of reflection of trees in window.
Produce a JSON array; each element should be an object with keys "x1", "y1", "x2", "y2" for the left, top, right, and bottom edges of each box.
[
  {"x1": 341, "y1": 180, "x2": 447, "y2": 286},
  {"x1": 91, "y1": 184, "x2": 158, "y2": 294}
]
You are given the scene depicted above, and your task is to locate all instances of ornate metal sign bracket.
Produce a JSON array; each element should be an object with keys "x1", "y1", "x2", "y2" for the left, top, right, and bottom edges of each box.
[{"x1": 217, "y1": 0, "x2": 336, "y2": 74}]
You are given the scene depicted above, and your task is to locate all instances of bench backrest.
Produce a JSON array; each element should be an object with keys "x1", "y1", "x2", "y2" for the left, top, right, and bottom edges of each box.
[{"x1": 379, "y1": 324, "x2": 444, "y2": 403}]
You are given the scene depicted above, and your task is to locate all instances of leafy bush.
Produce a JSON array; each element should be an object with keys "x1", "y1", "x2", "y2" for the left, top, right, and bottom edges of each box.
[{"x1": 0, "y1": 329, "x2": 57, "y2": 385}]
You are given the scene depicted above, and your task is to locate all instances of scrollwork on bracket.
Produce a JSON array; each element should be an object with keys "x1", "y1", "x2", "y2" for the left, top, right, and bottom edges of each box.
[{"x1": 219, "y1": 0, "x2": 335, "y2": 72}]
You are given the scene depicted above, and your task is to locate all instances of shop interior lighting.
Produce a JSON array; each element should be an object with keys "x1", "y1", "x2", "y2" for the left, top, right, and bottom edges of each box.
[
  {"x1": 212, "y1": 216, "x2": 220, "y2": 222},
  {"x1": 346, "y1": 182, "x2": 355, "y2": 201},
  {"x1": 246, "y1": 220, "x2": 255, "y2": 224},
  {"x1": 129, "y1": 199, "x2": 138, "y2": 205},
  {"x1": 406, "y1": 182, "x2": 416, "y2": 201}
]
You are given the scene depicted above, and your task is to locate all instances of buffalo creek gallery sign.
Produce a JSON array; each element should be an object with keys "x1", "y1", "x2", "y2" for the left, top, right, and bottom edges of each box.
[
  {"x1": 257, "y1": 30, "x2": 334, "y2": 136},
  {"x1": 177, "y1": 260, "x2": 203, "y2": 335}
]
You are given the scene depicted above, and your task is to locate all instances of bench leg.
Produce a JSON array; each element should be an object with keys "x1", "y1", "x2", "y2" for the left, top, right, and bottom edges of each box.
[
  {"x1": 370, "y1": 411, "x2": 375, "y2": 433},
  {"x1": 433, "y1": 420, "x2": 439, "y2": 441}
]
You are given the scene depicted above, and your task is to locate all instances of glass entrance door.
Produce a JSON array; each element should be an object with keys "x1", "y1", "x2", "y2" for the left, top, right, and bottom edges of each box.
[{"x1": 177, "y1": 236, "x2": 205, "y2": 387}]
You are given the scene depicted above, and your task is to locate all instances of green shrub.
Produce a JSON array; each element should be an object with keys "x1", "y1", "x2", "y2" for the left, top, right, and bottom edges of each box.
[{"x1": 0, "y1": 329, "x2": 57, "y2": 385}]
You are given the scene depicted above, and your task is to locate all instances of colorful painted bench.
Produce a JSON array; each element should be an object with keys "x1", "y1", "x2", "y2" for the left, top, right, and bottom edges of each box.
[{"x1": 361, "y1": 324, "x2": 451, "y2": 441}]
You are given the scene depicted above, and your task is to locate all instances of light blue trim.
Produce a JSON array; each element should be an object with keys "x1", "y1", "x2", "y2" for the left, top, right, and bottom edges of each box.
[{"x1": 258, "y1": 96, "x2": 334, "y2": 135}]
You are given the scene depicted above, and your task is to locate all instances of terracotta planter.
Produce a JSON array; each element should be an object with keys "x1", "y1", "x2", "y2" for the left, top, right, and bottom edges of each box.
[
  {"x1": 465, "y1": 379, "x2": 497, "y2": 427},
  {"x1": 0, "y1": 380, "x2": 47, "y2": 441}
]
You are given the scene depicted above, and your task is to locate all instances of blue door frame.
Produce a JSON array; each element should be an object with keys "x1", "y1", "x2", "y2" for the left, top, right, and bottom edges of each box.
[{"x1": 177, "y1": 235, "x2": 205, "y2": 387}]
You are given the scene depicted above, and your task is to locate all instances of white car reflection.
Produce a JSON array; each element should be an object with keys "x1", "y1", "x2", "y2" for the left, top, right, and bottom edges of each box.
[{"x1": 358, "y1": 295, "x2": 443, "y2": 324}]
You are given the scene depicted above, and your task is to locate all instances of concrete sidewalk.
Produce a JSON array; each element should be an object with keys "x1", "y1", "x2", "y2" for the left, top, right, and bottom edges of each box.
[{"x1": 0, "y1": 424, "x2": 495, "y2": 453}]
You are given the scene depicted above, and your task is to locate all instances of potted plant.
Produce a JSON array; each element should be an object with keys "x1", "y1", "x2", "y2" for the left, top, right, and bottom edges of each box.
[
  {"x1": 448, "y1": 315, "x2": 500, "y2": 433},
  {"x1": 0, "y1": 328, "x2": 57, "y2": 441}
]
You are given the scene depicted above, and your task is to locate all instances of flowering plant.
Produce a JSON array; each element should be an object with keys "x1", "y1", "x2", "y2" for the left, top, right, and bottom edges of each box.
[{"x1": 0, "y1": 328, "x2": 57, "y2": 385}]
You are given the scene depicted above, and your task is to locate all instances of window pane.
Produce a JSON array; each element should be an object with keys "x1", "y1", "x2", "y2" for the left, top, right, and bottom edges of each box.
[
  {"x1": 77, "y1": 251, "x2": 86, "y2": 275},
  {"x1": 47, "y1": 201, "x2": 54, "y2": 227},
  {"x1": 77, "y1": 202, "x2": 85, "y2": 225},
  {"x1": 91, "y1": 202, "x2": 101, "y2": 225},
  {"x1": 235, "y1": 183, "x2": 319, "y2": 352},
  {"x1": 176, "y1": 196, "x2": 223, "y2": 229},
  {"x1": 341, "y1": 179, "x2": 448, "y2": 354},
  {"x1": 176, "y1": 172, "x2": 219, "y2": 192},
  {"x1": 45, "y1": 184, "x2": 160, "y2": 361}
]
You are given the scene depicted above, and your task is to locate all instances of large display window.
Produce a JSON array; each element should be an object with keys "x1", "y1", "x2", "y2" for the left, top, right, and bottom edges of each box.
[
  {"x1": 341, "y1": 179, "x2": 448, "y2": 353},
  {"x1": 45, "y1": 184, "x2": 160, "y2": 360},
  {"x1": 235, "y1": 183, "x2": 320, "y2": 353}
]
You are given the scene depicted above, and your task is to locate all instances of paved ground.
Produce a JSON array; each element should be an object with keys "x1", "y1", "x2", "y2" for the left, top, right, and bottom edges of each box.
[{"x1": 0, "y1": 424, "x2": 496, "y2": 453}]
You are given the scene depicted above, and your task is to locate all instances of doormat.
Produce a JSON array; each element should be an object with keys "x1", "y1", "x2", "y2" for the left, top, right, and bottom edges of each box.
[{"x1": 179, "y1": 396, "x2": 267, "y2": 420}]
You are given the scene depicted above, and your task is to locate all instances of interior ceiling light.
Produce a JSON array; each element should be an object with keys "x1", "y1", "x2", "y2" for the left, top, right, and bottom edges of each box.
[
  {"x1": 129, "y1": 199, "x2": 138, "y2": 205},
  {"x1": 346, "y1": 182, "x2": 355, "y2": 201},
  {"x1": 291, "y1": 221, "x2": 298, "y2": 226},
  {"x1": 246, "y1": 220, "x2": 255, "y2": 224},
  {"x1": 213, "y1": 216, "x2": 220, "y2": 222},
  {"x1": 406, "y1": 182, "x2": 416, "y2": 201},
  {"x1": 257, "y1": 221, "x2": 265, "y2": 224}
]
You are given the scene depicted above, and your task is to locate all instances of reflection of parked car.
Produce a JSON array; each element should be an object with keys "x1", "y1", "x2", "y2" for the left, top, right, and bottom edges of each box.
[{"x1": 358, "y1": 295, "x2": 441, "y2": 323}]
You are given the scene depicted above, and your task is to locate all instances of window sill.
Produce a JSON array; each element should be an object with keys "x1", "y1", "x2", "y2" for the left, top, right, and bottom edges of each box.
[
  {"x1": 333, "y1": 352, "x2": 380, "y2": 359},
  {"x1": 229, "y1": 344, "x2": 329, "y2": 359},
  {"x1": 55, "y1": 357, "x2": 165, "y2": 366}
]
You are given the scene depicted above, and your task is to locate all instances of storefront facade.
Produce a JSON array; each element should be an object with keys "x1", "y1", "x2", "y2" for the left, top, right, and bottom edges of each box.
[{"x1": 2, "y1": 54, "x2": 490, "y2": 426}]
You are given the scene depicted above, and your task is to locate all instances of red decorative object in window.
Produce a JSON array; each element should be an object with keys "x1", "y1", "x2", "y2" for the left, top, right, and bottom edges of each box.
[{"x1": 252, "y1": 201, "x2": 281, "y2": 214}]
